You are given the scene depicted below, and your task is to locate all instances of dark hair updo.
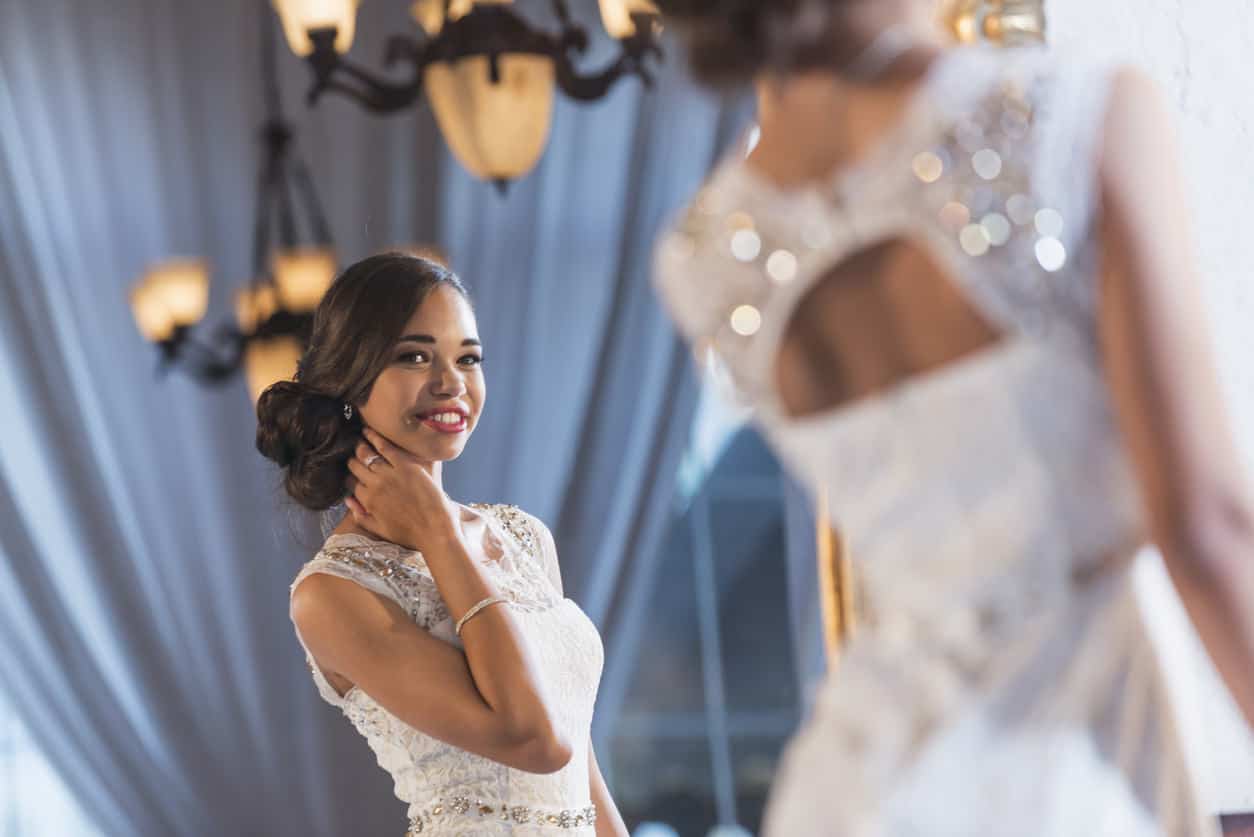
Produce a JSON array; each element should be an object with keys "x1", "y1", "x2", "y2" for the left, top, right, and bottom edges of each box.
[
  {"x1": 255, "y1": 252, "x2": 470, "y2": 510},
  {"x1": 657, "y1": 0, "x2": 854, "y2": 87}
]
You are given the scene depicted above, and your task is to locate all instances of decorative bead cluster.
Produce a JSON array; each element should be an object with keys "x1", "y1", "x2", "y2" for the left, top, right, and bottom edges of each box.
[
  {"x1": 471, "y1": 502, "x2": 539, "y2": 557},
  {"x1": 913, "y1": 71, "x2": 1065, "y2": 271},
  {"x1": 317, "y1": 544, "x2": 450, "y2": 629},
  {"x1": 406, "y1": 797, "x2": 597, "y2": 833}
]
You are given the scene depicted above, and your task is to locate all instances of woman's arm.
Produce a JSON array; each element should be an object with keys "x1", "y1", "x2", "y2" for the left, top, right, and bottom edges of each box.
[
  {"x1": 1098, "y1": 67, "x2": 1254, "y2": 727},
  {"x1": 292, "y1": 568, "x2": 569, "y2": 772},
  {"x1": 293, "y1": 428, "x2": 573, "y2": 773},
  {"x1": 589, "y1": 742, "x2": 629, "y2": 837}
]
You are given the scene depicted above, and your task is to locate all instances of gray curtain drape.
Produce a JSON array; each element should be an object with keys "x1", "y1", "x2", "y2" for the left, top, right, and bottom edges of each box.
[{"x1": 0, "y1": 1, "x2": 748, "y2": 834}]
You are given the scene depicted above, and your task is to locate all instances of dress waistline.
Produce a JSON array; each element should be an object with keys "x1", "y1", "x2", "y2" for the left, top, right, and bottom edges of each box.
[{"x1": 406, "y1": 795, "x2": 596, "y2": 834}]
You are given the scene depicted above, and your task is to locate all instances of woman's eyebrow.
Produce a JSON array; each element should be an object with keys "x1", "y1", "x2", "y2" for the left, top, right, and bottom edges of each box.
[{"x1": 396, "y1": 334, "x2": 482, "y2": 347}]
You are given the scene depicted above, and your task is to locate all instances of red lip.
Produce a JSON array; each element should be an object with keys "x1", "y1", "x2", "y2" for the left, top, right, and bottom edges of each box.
[{"x1": 413, "y1": 404, "x2": 470, "y2": 435}]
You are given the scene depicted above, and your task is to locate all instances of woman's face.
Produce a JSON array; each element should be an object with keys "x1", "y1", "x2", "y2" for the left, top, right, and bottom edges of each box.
[{"x1": 357, "y1": 285, "x2": 485, "y2": 463}]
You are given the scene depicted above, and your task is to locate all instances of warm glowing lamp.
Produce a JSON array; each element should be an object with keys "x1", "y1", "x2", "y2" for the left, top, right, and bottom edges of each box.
[
  {"x1": 272, "y1": 0, "x2": 360, "y2": 56},
  {"x1": 273, "y1": 247, "x2": 337, "y2": 313},
  {"x1": 424, "y1": 54, "x2": 555, "y2": 181}
]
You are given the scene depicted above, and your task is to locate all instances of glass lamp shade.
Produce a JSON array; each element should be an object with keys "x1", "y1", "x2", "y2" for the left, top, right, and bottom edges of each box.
[
  {"x1": 234, "y1": 282, "x2": 281, "y2": 333},
  {"x1": 598, "y1": 0, "x2": 658, "y2": 39},
  {"x1": 424, "y1": 54, "x2": 555, "y2": 181},
  {"x1": 272, "y1": 0, "x2": 360, "y2": 56},
  {"x1": 130, "y1": 286, "x2": 176, "y2": 342},
  {"x1": 245, "y1": 336, "x2": 304, "y2": 404},
  {"x1": 273, "y1": 247, "x2": 337, "y2": 313},
  {"x1": 129, "y1": 259, "x2": 210, "y2": 342},
  {"x1": 411, "y1": 0, "x2": 446, "y2": 35}
]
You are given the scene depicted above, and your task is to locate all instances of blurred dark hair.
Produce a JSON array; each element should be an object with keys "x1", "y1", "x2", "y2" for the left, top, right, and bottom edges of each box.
[
  {"x1": 255, "y1": 252, "x2": 469, "y2": 510},
  {"x1": 657, "y1": 0, "x2": 854, "y2": 87}
]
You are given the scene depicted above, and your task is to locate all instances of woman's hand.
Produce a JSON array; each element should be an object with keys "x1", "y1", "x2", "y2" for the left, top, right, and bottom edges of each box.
[{"x1": 345, "y1": 427, "x2": 459, "y2": 554}]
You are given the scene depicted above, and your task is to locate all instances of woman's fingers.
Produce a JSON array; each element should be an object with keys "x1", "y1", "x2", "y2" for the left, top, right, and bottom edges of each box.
[
  {"x1": 346, "y1": 455, "x2": 374, "y2": 484},
  {"x1": 345, "y1": 495, "x2": 369, "y2": 521},
  {"x1": 362, "y1": 427, "x2": 405, "y2": 465},
  {"x1": 355, "y1": 441, "x2": 377, "y2": 464}
]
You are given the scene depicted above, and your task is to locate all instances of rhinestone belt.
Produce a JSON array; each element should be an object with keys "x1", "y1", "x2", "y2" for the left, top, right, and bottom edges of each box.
[{"x1": 406, "y1": 795, "x2": 597, "y2": 833}]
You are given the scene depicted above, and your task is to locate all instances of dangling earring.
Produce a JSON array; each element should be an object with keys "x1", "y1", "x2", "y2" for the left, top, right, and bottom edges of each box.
[{"x1": 343, "y1": 403, "x2": 354, "y2": 421}]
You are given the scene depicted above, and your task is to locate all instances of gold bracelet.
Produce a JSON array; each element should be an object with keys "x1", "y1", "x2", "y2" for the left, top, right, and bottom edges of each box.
[{"x1": 455, "y1": 595, "x2": 510, "y2": 636}]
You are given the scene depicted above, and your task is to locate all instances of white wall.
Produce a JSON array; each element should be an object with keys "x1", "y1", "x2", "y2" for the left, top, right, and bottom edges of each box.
[{"x1": 1047, "y1": 0, "x2": 1254, "y2": 813}]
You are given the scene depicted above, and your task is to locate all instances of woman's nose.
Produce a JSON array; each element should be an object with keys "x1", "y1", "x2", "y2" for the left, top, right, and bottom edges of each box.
[{"x1": 429, "y1": 362, "x2": 466, "y2": 397}]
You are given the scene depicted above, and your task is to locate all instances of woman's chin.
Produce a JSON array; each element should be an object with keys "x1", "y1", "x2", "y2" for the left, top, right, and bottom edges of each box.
[{"x1": 408, "y1": 439, "x2": 468, "y2": 462}]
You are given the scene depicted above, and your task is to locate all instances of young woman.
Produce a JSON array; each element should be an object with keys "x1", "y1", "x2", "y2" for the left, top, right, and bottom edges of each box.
[
  {"x1": 257, "y1": 253, "x2": 628, "y2": 836},
  {"x1": 653, "y1": 0, "x2": 1254, "y2": 834}
]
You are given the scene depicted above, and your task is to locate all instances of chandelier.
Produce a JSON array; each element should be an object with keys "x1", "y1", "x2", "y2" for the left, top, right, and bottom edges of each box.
[
  {"x1": 271, "y1": 0, "x2": 662, "y2": 185},
  {"x1": 130, "y1": 5, "x2": 342, "y2": 403},
  {"x1": 939, "y1": 0, "x2": 1046, "y2": 45}
]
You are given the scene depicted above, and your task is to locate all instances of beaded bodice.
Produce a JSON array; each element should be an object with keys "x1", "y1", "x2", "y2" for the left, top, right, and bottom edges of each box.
[
  {"x1": 654, "y1": 45, "x2": 1147, "y2": 595},
  {"x1": 290, "y1": 505, "x2": 604, "y2": 836}
]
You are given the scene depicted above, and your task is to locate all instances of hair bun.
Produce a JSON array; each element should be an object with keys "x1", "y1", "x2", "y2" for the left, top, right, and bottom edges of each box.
[{"x1": 255, "y1": 380, "x2": 358, "y2": 510}]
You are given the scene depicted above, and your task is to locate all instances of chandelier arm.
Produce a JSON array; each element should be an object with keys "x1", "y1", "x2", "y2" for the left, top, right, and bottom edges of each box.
[
  {"x1": 163, "y1": 328, "x2": 247, "y2": 384},
  {"x1": 551, "y1": 0, "x2": 573, "y2": 26},
  {"x1": 555, "y1": 3, "x2": 590, "y2": 56},
  {"x1": 250, "y1": 155, "x2": 275, "y2": 279},
  {"x1": 275, "y1": 152, "x2": 299, "y2": 251},
  {"x1": 623, "y1": 12, "x2": 665, "y2": 61},
  {"x1": 289, "y1": 156, "x2": 334, "y2": 247},
  {"x1": 547, "y1": 0, "x2": 588, "y2": 55},
  {"x1": 249, "y1": 310, "x2": 316, "y2": 344},
  {"x1": 555, "y1": 44, "x2": 656, "y2": 102},
  {"x1": 553, "y1": 11, "x2": 662, "y2": 101},
  {"x1": 305, "y1": 31, "x2": 429, "y2": 112},
  {"x1": 309, "y1": 76, "x2": 419, "y2": 113},
  {"x1": 555, "y1": 55, "x2": 628, "y2": 101}
]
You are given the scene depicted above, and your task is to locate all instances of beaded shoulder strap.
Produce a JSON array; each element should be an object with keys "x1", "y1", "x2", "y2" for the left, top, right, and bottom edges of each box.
[
  {"x1": 469, "y1": 504, "x2": 562, "y2": 607},
  {"x1": 304, "y1": 538, "x2": 449, "y2": 628},
  {"x1": 470, "y1": 503, "x2": 540, "y2": 558}
]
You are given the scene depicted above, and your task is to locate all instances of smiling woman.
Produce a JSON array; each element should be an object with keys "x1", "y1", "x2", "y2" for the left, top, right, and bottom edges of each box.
[
  {"x1": 255, "y1": 252, "x2": 627, "y2": 836},
  {"x1": 255, "y1": 253, "x2": 472, "y2": 510}
]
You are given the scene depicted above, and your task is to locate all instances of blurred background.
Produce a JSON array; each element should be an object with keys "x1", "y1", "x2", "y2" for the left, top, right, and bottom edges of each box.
[{"x1": 1, "y1": 1, "x2": 1252, "y2": 835}]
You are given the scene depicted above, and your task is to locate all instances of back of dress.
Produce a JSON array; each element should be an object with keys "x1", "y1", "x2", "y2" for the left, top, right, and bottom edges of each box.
[{"x1": 655, "y1": 45, "x2": 1218, "y2": 836}]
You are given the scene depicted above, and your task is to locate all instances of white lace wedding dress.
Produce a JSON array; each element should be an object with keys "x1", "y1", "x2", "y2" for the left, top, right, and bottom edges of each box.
[
  {"x1": 290, "y1": 504, "x2": 604, "y2": 836},
  {"x1": 655, "y1": 45, "x2": 1224, "y2": 836}
]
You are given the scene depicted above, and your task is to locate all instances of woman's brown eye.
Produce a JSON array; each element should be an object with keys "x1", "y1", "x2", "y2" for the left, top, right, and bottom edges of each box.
[
  {"x1": 460, "y1": 355, "x2": 484, "y2": 366},
  {"x1": 399, "y1": 352, "x2": 428, "y2": 364}
]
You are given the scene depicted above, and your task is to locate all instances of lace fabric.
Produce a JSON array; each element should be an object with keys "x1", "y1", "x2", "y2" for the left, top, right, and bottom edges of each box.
[
  {"x1": 290, "y1": 505, "x2": 604, "y2": 835},
  {"x1": 654, "y1": 45, "x2": 1219, "y2": 836}
]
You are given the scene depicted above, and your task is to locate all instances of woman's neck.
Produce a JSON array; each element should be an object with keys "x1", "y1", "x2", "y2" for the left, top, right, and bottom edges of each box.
[
  {"x1": 422, "y1": 459, "x2": 444, "y2": 493},
  {"x1": 332, "y1": 457, "x2": 447, "y2": 539}
]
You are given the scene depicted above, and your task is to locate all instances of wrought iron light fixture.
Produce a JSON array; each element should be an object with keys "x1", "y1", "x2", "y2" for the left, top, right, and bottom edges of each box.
[
  {"x1": 130, "y1": 5, "x2": 338, "y2": 403},
  {"x1": 940, "y1": 0, "x2": 1046, "y2": 46},
  {"x1": 272, "y1": 0, "x2": 662, "y2": 185}
]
